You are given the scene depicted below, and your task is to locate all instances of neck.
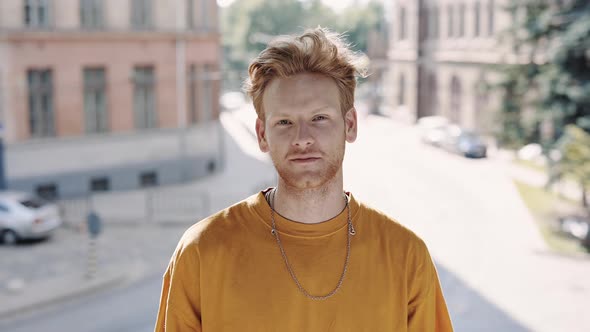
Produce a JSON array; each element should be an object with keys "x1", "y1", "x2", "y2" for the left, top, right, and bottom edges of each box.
[{"x1": 272, "y1": 173, "x2": 346, "y2": 224}]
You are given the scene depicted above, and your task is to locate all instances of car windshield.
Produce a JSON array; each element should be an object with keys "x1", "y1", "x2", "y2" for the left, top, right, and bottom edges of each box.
[
  {"x1": 460, "y1": 132, "x2": 483, "y2": 144},
  {"x1": 19, "y1": 198, "x2": 46, "y2": 209}
]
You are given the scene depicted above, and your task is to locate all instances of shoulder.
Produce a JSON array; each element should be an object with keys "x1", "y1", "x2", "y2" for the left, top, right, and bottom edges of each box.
[
  {"x1": 356, "y1": 201, "x2": 435, "y2": 282},
  {"x1": 357, "y1": 200, "x2": 427, "y2": 251},
  {"x1": 171, "y1": 193, "x2": 259, "y2": 260}
]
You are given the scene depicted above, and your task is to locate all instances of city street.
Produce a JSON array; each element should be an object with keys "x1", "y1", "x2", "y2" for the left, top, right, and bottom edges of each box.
[
  {"x1": 2, "y1": 108, "x2": 589, "y2": 331},
  {"x1": 2, "y1": 273, "x2": 163, "y2": 332},
  {"x1": 344, "y1": 114, "x2": 590, "y2": 332}
]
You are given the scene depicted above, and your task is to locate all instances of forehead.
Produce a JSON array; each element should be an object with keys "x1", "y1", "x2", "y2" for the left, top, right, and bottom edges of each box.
[{"x1": 262, "y1": 73, "x2": 340, "y2": 117}]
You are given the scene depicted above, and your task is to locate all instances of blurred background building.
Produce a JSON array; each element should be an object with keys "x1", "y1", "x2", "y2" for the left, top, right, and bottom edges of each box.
[
  {"x1": 387, "y1": 0, "x2": 509, "y2": 135},
  {"x1": 0, "y1": 0, "x2": 221, "y2": 199}
]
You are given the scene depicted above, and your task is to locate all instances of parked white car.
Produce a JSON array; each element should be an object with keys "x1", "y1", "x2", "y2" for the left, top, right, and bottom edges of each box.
[
  {"x1": 0, "y1": 191, "x2": 62, "y2": 245},
  {"x1": 417, "y1": 116, "x2": 450, "y2": 146}
]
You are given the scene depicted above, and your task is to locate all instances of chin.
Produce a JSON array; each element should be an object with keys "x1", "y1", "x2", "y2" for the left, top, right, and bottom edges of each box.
[{"x1": 278, "y1": 169, "x2": 339, "y2": 190}]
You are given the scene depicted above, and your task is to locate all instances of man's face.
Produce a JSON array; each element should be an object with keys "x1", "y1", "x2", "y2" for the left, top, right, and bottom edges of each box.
[{"x1": 256, "y1": 73, "x2": 357, "y2": 190}]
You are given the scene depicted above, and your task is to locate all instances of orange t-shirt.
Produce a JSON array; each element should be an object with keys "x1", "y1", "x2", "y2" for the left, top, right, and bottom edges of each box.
[{"x1": 155, "y1": 190, "x2": 453, "y2": 331}]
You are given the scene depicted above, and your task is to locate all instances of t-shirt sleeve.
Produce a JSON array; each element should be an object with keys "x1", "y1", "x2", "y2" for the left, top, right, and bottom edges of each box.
[
  {"x1": 154, "y1": 241, "x2": 202, "y2": 332},
  {"x1": 407, "y1": 239, "x2": 454, "y2": 332}
]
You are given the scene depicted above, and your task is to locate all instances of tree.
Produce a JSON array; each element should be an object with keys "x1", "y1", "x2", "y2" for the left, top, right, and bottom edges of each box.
[
  {"x1": 336, "y1": 1, "x2": 387, "y2": 54},
  {"x1": 547, "y1": 124, "x2": 590, "y2": 210},
  {"x1": 220, "y1": 0, "x2": 386, "y2": 90},
  {"x1": 222, "y1": 0, "x2": 336, "y2": 73},
  {"x1": 496, "y1": 0, "x2": 590, "y2": 148}
]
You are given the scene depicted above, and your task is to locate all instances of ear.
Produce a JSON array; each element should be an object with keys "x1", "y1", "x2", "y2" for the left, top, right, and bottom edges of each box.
[
  {"x1": 344, "y1": 108, "x2": 358, "y2": 143},
  {"x1": 255, "y1": 118, "x2": 270, "y2": 152}
]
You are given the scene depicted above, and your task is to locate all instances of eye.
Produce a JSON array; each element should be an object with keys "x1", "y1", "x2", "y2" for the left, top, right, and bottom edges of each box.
[
  {"x1": 277, "y1": 119, "x2": 292, "y2": 126},
  {"x1": 313, "y1": 115, "x2": 328, "y2": 121}
]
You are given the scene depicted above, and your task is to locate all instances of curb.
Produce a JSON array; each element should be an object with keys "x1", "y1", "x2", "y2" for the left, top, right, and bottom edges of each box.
[{"x1": 0, "y1": 269, "x2": 127, "y2": 321}]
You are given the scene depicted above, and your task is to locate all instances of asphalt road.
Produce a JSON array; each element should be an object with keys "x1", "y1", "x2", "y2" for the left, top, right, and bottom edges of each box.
[{"x1": 2, "y1": 273, "x2": 162, "y2": 332}]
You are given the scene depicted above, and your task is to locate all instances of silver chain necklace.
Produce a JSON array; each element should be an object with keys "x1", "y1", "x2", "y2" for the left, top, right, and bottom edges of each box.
[{"x1": 268, "y1": 188, "x2": 356, "y2": 300}]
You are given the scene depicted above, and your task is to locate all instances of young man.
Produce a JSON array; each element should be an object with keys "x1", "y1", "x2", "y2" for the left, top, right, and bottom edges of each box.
[{"x1": 155, "y1": 28, "x2": 453, "y2": 331}]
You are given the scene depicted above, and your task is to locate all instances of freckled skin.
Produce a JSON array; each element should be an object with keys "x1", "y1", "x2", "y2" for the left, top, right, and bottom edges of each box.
[{"x1": 255, "y1": 73, "x2": 357, "y2": 190}]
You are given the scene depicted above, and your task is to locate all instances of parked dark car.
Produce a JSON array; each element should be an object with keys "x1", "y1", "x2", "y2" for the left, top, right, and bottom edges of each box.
[{"x1": 440, "y1": 125, "x2": 488, "y2": 158}]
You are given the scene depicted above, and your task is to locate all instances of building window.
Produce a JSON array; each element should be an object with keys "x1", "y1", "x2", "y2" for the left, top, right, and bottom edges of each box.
[
  {"x1": 428, "y1": 7, "x2": 438, "y2": 39},
  {"x1": 427, "y1": 74, "x2": 438, "y2": 116},
  {"x1": 139, "y1": 171, "x2": 158, "y2": 187},
  {"x1": 427, "y1": 8, "x2": 433, "y2": 38},
  {"x1": 36, "y1": 183, "x2": 58, "y2": 200},
  {"x1": 433, "y1": 7, "x2": 439, "y2": 39},
  {"x1": 83, "y1": 68, "x2": 108, "y2": 133},
  {"x1": 398, "y1": 74, "x2": 405, "y2": 106},
  {"x1": 90, "y1": 177, "x2": 110, "y2": 192},
  {"x1": 133, "y1": 66, "x2": 157, "y2": 129},
  {"x1": 188, "y1": 64, "x2": 214, "y2": 123},
  {"x1": 459, "y1": 3, "x2": 465, "y2": 37},
  {"x1": 399, "y1": 7, "x2": 407, "y2": 40},
  {"x1": 187, "y1": 0, "x2": 194, "y2": 29},
  {"x1": 0, "y1": 79, "x2": 3, "y2": 129},
  {"x1": 447, "y1": 5, "x2": 454, "y2": 38},
  {"x1": 202, "y1": 65, "x2": 213, "y2": 122},
  {"x1": 474, "y1": 1, "x2": 481, "y2": 37},
  {"x1": 27, "y1": 69, "x2": 55, "y2": 137},
  {"x1": 80, "y1": 0, "x2": 104, "y2": 29},
  {"x1": 488, "y1": 0, "x2": 495, "y2": 36},
  {"x1": 199, "y1": 0, "x2": 209, "y2": 31},
  {"x1": 450, "y1": 76, "x2": 462, "y2": 124},
  {"x1": 188, "y1": 65, "x2": 198, "y2": 124},
  {"x1": 423, "y1": 8, "x2": 429, "y2": 41},
  {"x1": 24, "y1": 0, "x2": 52, "y2": 28},
  {"x1": 475, "y1": 80, "x2": 490, "y2": 132},
  {"x1": 131, "y1": 0, "x2": 153, "y2": 29}
]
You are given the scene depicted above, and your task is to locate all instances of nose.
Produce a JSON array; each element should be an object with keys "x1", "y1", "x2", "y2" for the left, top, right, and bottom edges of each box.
[{"x1": 293, "y1": 122, "x2": 314, "y2": 147}]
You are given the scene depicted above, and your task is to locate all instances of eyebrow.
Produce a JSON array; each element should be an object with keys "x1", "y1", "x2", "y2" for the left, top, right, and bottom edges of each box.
[{"x1": 269, "y1": 106, "x2": 338, "y2": 118}]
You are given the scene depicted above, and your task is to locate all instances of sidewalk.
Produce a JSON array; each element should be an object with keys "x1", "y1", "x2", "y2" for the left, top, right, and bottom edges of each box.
[
  {"x1": 0, "y1": 264, "x2": 127, "y2": 320},
  {"x1": 497, "y1": 150, "x2": 583, "y2": 204},
  {"x1": 0, "y1": 224, "x2": 186, "y2": 322}
]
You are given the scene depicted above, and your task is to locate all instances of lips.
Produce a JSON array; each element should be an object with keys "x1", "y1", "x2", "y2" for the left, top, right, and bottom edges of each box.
[
  {"x1": 291, "y1": 157, "x2": 320, "y2": 162},
  {"x1": 288, "y1": 155, "x2": 322, "y2": 162}
]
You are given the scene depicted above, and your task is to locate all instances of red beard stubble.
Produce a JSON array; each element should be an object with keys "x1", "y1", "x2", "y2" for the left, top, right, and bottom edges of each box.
[{"x1": 269, "y1": 139, "x2": 346, "y2": 190}]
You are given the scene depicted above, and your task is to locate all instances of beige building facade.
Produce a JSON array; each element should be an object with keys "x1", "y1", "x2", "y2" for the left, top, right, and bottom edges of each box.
[
  {"x1": 387, "y1": 0, "x2": 514, "y2": 134},
  {"x1": 0, "y1": 0, "x2": 222, "y2": 198}
]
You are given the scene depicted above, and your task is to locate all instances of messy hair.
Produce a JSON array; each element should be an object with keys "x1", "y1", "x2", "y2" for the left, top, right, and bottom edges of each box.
[{"x1": 244, "y1": 27, "x2": 367, "y2": 120}]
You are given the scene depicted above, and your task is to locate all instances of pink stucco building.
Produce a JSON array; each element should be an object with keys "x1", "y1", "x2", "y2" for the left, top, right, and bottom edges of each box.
[{"x1": 0, "y1": 0, "x2": 222, "y2": 198}]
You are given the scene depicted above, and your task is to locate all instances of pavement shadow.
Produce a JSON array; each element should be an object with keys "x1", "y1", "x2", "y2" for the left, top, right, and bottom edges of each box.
[
  {"x1": 4, "y1": 236, "x2": 51, "y2": 246},
  {"x1": 437, "y1": 262, "x2": 531, "y2": 332}
]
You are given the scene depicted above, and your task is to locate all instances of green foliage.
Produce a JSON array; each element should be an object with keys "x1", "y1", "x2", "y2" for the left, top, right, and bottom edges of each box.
[
  {"x1": 548, "y1": 124, "x2": 590, "y2": 208},
  {"x1": 220, "y1": 0, "x2": 387, "y2": 89},
  {"x1": 336, "y1": 1, "x2": 387, "y2": 53},
  {"x1": 514, "y1": 179, "x2": 589, "y2": 254},
  {"x1": 496, "y1": 0, "x2": 590, "y2": 147}
]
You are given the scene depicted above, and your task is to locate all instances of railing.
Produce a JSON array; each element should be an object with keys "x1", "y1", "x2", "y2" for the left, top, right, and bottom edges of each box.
[{"x1": 58, "y1": 187, "x2": 211, "y2": 226}]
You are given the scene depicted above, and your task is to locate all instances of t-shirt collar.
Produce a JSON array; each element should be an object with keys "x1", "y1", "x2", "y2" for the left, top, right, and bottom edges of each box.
[{"x1": 251, "y1": 188, "x2": 360, "y2": 238}]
